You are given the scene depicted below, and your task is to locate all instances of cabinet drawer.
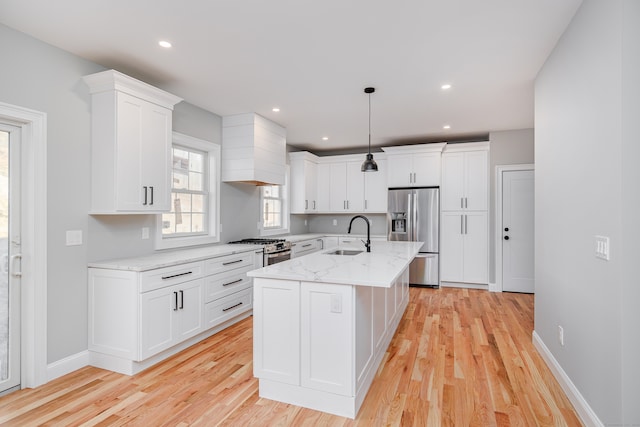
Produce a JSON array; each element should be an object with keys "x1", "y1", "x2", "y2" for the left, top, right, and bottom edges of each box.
[
  {"x1": 204, "y1": 252, "x2": 253, "y2": 276},
  {"x1": 204, "y1": 288, "x2": 252, "y2": 328},
  {"x1": 204, "y1": 267, "x2": 252, "y2": 303},
  {"x1": 140, "y1": 261, "x2": 204, "y2": 293}
]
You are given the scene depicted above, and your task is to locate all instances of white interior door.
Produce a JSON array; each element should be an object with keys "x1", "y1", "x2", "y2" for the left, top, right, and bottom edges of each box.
[
  {"x1": 502, "y1": 169, "x2": 534, "y2": 293},
  {"x1": 0, "y1": 123, "x2": 21, "y2": 394}
]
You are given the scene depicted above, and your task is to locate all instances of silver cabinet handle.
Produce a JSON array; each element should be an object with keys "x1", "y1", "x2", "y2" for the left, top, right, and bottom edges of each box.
[
  {"x1": 465, "y1": 215, "x2": 468, "y2": 234},
  {"x1": 409, "y1": 172, "x2": 412, "y2": 184},
  {"x1": 460, "y1": 215, "x2": 464, "y2": 234},
  {"x1": 313, "y1": 200, "x2": 316, "y2": 209},
  {"x1": 464, "y1": 197, "x2": 468, "y2": 209},
  {"x1": 461, "y1": 197, "x2": 464, "y2": 209}
]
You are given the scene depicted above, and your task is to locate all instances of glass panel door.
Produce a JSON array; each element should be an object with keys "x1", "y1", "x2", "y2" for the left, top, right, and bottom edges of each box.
[{"x1": 0, "y1": 125, "x2": 20, "y2": 394}]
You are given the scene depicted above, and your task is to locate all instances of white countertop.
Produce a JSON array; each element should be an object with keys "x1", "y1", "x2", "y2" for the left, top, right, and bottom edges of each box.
[
  {"x1": 88, "y1": 244, "x2": 259, "y2": 272},
  {"x1": 248, "y1": 240, "x2": 423, "y2": 288}
]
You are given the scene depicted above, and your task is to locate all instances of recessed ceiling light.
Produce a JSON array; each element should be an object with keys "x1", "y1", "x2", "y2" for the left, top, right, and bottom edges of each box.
[
  {"x1": 158, "y1": 40, "x2": 172, "y2": 48},
  {"x1": 441, "y1": 84, "x2": 452, "y2": 90},
  {"x1": 443, "y1": 125, "x2": 451, "y2": 130},
  {"x1": 272, "y1": 107, "x2": 280, "y2": 112},
  {"x1": 322, "y1": 137, "x2": 329, "y2": 141}
]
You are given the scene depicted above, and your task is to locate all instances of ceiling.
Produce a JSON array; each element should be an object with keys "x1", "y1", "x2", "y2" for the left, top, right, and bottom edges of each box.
[{"x1": 0, "y1": 0, "x2": 582, "y2": 153}]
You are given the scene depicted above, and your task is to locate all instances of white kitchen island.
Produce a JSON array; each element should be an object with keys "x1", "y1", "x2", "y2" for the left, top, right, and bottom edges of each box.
[{"x1": 248, "y1": 240, "x2": 423, "y2": 418}]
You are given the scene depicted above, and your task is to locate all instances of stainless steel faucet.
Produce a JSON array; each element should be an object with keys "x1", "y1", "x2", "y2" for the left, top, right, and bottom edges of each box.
[{"x1": 347, "y1": 215, "x2": 371, "y2": 252}]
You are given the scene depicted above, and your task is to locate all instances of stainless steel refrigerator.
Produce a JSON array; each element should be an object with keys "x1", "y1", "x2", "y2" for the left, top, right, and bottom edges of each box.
[{"x1": 387, "y1": 187, "x2": 439, "y2": 287}]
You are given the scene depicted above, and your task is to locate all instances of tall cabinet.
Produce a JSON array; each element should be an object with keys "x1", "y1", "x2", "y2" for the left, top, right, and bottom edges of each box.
[
  {"x1": 83, "y1": 70, "x2": 182, "y2": 213},
  {"x1": 440, "y1": 142, "x2": 489, "y2": 285}
]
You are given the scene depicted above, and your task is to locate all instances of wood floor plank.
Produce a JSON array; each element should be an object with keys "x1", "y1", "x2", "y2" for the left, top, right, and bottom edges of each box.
[{"x1": 0, "y1": 287, "x2": 583, "y2": 426}]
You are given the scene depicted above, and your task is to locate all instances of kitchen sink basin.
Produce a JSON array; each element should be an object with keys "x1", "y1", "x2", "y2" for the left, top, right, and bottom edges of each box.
[{"x1": 325, "y1": 249, "x2": 363, "y2": 256}]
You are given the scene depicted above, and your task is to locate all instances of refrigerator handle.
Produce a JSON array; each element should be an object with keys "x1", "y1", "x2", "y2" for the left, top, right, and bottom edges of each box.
[
  {"x1": 413, "y1": 192, "x2": 418, "y2": 241},
  {"x1": 407, "y1": 193, "x2": 412, "y2": 239}
]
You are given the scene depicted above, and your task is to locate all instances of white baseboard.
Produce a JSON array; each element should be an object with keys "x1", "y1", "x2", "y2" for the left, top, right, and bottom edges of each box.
[
  {"x1": 47, "y1": 350, "x2": 90, "y2": 382},
  {"x1": 532, "y1": 331, "x2": 603, "y2": 427},
  {"x1": 440, "y1": 281, "x2": 488, "y2": 290}
]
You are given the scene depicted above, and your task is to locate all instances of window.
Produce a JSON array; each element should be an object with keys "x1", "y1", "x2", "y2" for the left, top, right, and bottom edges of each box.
[
  {"x1": 260, "y1": 168, "x2": 289, "y2": 236},
  {"x1": 156, "y1": 132, "x2": 220, "y2": 249}
]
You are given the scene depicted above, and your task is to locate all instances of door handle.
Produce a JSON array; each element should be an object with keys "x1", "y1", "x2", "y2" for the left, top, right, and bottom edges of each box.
[
  {"x1": 10, "y1": 254, "x2": 22, "y2": 277},
  {"x1": 150, "y1": 186, "x2": 154, "y2": 205},
  {"x1": 143, "y1": 186, "x2": 148, "y2": 205},
  {"x1": 460, "y1": 215, "x2": 464, "y2": 234},
  {"x1": 173, "y1": 291, "x2": 179, "y2": 311},
  {"x1": 179, "y1": 290, "x2": 184, "y2": 309},
  {"x1": 465, "y1": 214, "x2": 468, "y2": 234}
]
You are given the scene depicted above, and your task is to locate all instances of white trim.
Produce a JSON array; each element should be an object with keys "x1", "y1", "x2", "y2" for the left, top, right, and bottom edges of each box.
[
  {"x1": 46, "y1": 351, "x2": 90, "y2": 382},
  {"x1": 0, "y1": 101, "x2": 48, "y2": 388},
  {"x1": 155, "y1": 132, "x2": 221, "y2": 250},
  {"x1": 259, "y1": 165, "x2": 290, "y2": 237},
  {"x1": 532, "y1": 331, "x2": 603, "y2": 427},
  {"x1": 495, "y1": 163, "x2": 534, "y2": 292}
]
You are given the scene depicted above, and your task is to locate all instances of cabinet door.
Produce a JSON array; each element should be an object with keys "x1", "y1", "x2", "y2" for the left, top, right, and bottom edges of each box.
[
  {"x1": 412, "y1": 153, "x2": 441, "y2": 187},
  {"x1": 176, "y1": 279, "x2": 203, "y2": 341},
  {"x1": 462, "y1": 212, "x2": 488, "y2": 283},
  {"x1": 329, "y1": 163, "x2": 347, "y2": 212},
  {"x1": 464, "y1": 151, "x2": 488, "y2": 211},
  {"x1": 441, "y1": 152, "x2": 465, "y2": 211},
  {"x1": 304, "y1": 160, "x2": 318, "y2": 212},
  {"x1": 316, "y1": 163, "x2": 331, "y2": 212},
  {"x1": 300, "y1": 282, "x2": 353, "y2": 396},
  {"x1": 346, "y1": 161, "x2": 364, "y2": 212},
  {"x1": 440, "y1": 212, "x2": 465, "y2": 282},
  {"x1": 386, "y1": 155, "x2": 412, "y2": 188},
  {"x1": 364, "y1": 158, "x2": 387, "y2": 212},
  {"x1": 115, "y1": 92, "x2": 146, "y2": 211},
  {"x1": 253, "y1": 279, "x2": 301, "y2": 385},
  {"x1": 140, "y1": 285, "x2": 177, "y2": 360},
  {"x1": 322, "y1": 236, "x2": 339, "y2": 250},
  {"x1": 141, "y1": 103, "x2": 172, "y2": 211}
]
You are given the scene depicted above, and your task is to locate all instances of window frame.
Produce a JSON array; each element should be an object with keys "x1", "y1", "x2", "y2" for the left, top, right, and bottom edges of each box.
[
  {"x1": 260, "y1": 166, "x2": 290, "y2": 236},
  {"x1": 155, "y1": 132, "x2": 221, "y2": 250}
]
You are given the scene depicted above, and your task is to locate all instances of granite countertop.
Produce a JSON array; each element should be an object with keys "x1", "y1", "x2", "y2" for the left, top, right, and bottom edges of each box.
[
  {"x1": 88, "y1": 244, "x2": 259, "y2": 272},
  {"x1": 248, "y1": 240, "x2": 423, "y2": 288}
]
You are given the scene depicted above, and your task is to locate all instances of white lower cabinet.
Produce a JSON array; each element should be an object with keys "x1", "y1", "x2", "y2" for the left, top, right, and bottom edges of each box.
[
  {"x1": 88, "y1": 249, "x2": 256, "y2": 375},
  {"x1": 440, "y1": 211, "x2": 488, "y2": 284},
  {"x1": 291, "y1": 238, "x2": 323, "y2": 258},
  {"x1": 140, "y1": 278, "x2": 203, "y2": 360}
]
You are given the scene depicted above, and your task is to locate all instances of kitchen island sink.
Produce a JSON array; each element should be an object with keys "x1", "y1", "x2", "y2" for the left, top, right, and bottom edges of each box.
[{"x1": 248, "y1": 240, "x2": 423, "y2": 418}]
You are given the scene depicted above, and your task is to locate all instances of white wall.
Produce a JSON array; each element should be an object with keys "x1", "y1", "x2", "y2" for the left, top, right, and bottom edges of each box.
[
  {"x1": 535, "y1": 0, "x2": 639, "y2": 424},
  {"x1": 488, "y1": 129, "x2": 534, "y2": 284}
]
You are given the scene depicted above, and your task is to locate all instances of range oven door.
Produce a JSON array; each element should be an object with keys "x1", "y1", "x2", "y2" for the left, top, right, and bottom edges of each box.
[{"x1": 265, "y1": 250, "x2": 291, "y2": 266}]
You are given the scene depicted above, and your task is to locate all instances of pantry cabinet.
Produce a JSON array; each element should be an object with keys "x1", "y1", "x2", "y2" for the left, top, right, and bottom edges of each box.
[
  {"x1": 440, "y1": 211, "x2": 488, "y2": 284},
  {"x1": 441, "y1": 148, "x2": 488, "y2": 211},
  {"x1": 83, "y1": 70, "x2": 182, "y2": 213}
]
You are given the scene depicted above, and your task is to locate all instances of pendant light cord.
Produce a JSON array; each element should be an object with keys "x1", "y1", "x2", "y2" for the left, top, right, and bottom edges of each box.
[{"x1": 368, "y1": 91, "x2": 372, "y2": 154}]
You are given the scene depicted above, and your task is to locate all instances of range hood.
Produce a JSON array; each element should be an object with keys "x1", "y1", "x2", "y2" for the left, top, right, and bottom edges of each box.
[{"x1": 221, "y1": 113, "x2": 287, "y2": 186}]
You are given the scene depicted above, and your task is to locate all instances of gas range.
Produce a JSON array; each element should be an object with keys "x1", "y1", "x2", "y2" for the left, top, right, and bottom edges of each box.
[{"x1": 228, "y1": 238, "x2": 291, "y2": 254}]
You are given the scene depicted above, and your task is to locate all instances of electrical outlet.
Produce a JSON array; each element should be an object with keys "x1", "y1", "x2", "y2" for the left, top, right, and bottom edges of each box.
[
  {"x1": 558, "y1": 325, "x2": 564, "y2": 346},
  {"x1": 304, "y1": 219, "x2": 307, "y2": 226},
  {"x1": 66, "y1": 230, "x2": 83, "y2": 246},
  {"x1": 141, "y1": 227, "x2": 150, "y2": 239},
  {"x1": 333, "y1": 219, "x2": 338, "y2": 226},
  {"x1": 330, "y1": 294, "x2": 342, "y2": 313}
]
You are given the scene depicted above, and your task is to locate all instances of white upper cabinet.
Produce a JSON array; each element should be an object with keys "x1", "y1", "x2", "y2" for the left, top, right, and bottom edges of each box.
[
  {"x1": 363, "y1": 158, "x2": 387, "y2": 212},
  {"x1": 83, "y1": 70, "x2": 182, "y2": 214},
  {"x1": 316, "y1": 163, "x2": 331, "y2": 212},
  {"x1": 222, "y1": 113, "x2": 286, "y2": 186},
  {"x1": 290, "y1": 152, "x2": 319, "y2": 213},
  {"x1": 382, "y1": 144, "x2": 446, "y2": 188},
  {"x1": 441, "y1": 143, "x2": 489, "y2": 211}
]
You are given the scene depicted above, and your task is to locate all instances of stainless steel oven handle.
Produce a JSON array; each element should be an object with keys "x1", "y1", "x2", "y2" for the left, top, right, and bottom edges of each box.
[{"x1": 266, "y1": 250, "x2": 291, "y2": 258}]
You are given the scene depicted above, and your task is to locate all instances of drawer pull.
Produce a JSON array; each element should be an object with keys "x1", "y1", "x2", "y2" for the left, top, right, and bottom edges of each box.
[
  {"x1": 301, "y1": 244, "x2": 312, "y2": 248},
  {"x1": 222, "y1": 259, "x2": 243, "y2": 266},
  {"x1": 161, "y1": 271, "x2": 193, "y2": 280},
  {"x1": 222, "y1": 302, "x2": 243, "y2": 312},
  {"x1": 223, "y1": 278, "x2": 243, "y2": 287}
]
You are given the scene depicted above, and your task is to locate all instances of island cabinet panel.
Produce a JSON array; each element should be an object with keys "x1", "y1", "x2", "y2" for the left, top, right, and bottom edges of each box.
[
  {"x1": 300, "y1": 282, "x2": 354, "y2": 396},
  {"x1": 355, "y1": 286, "x2": 374, "y2": 391},
  {"x1": 372, "y1": 286, "x2": 387, "y2": 353},
  {"x1": 253, "y1": 279, "x2": 301, "y2": 385}
]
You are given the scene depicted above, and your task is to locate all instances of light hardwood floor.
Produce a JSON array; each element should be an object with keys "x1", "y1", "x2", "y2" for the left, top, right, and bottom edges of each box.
[{"x1": 0, "y1": 287, "x2": 582, "y2": 426}]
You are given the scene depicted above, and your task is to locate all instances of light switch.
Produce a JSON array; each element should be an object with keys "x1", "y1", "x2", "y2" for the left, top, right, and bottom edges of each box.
[
  {"x1": 595, "y1": 235, "x2": 610, "y2": 260},
  {"x1": 66, "y1": 230, "x2": 83, "y2": 246}
]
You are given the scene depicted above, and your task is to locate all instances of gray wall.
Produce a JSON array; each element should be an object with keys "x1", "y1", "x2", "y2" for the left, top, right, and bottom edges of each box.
[
  {"x1": 488, "y1": 129, "x2": 535, "y2": 284},
  {"x1": 535, "y1": 0, "x2": 639, "y2": 424},
  {"x1": 0, "y1": 23, "x2": 271, "y2": 364}
]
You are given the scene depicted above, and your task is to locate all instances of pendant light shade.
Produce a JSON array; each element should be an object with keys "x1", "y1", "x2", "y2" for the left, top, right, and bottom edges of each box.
[{"x1": 361, "y1": 87, "x2": 378, "y2": 172}]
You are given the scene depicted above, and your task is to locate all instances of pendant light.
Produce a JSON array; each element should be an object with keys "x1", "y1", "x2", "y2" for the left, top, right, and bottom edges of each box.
[{"x1": 361, "y1": 87, "x2": 378, "y2": 172}]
